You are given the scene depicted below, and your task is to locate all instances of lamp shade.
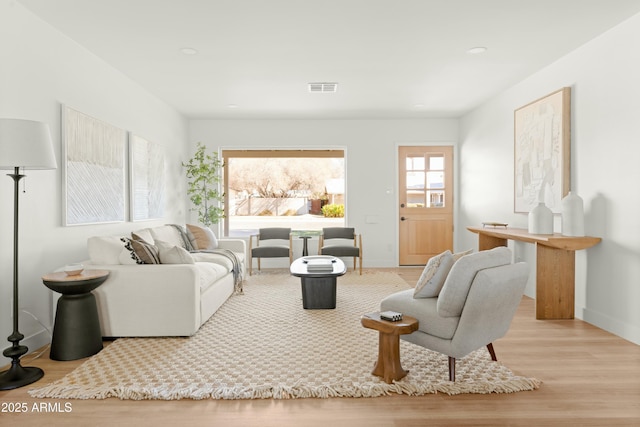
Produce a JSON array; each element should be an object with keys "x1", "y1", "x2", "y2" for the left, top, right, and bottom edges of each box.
[{"x1": 0, "y1": 118, "x2": 57, "y2": 170}]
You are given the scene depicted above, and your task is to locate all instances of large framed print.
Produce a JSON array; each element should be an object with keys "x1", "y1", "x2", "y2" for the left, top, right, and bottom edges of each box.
[
  {"x1": 63, "y1": 106, "x2": 127, "y2": 225},
  {"x1": 514, "y1": 87, "x2": 571, "y2": 213},
  {"x1": 129, "y1": 134, "x2": 165, "y2": 221}
]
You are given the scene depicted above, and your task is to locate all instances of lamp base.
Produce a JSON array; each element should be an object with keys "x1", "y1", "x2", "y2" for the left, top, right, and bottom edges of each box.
[{"x1": 0, "y1": 361, "x2": 44, "y2": 390}]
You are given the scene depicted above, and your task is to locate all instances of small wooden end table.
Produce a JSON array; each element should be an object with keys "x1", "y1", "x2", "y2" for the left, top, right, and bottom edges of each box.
[
  {"x1": 361, "y1": 312, "x2": 419, "y2": 384},
  {"x1": 42, "y1": 269, "x2": 109, "y2": 361}
]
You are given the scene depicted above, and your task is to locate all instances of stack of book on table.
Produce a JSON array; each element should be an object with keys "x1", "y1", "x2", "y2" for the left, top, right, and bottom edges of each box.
[{"x1": 305, "y1": 257, "x2": 334, "y2": 272}]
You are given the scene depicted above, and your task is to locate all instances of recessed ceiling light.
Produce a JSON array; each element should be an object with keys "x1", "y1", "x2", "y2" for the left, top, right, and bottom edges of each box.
[
  {"x1": 180, "y1": 47, "x2": 198, "y2": 55},
  {"x1": 467, "y1": 46, "x2": 487, "y2": 54},
  {"x1": 227, "y1": 104, "x2": 238, "y2": 109}
]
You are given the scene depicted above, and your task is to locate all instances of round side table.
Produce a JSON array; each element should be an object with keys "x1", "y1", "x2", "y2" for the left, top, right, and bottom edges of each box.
[{"x1": 42, "y1": 270, "x2": 109, "y2": 361}]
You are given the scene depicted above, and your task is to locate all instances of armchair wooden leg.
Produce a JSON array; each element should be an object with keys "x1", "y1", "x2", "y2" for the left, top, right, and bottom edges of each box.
[
  {"x1": 487, "y1": 343, "x2": 497, "y2": 361},
  {"x1": 448, "y1": 357, "x2": 456, "y2": 382},
  {"x1": 257, "y1": 258, "x2": 261, "y2": 272}
]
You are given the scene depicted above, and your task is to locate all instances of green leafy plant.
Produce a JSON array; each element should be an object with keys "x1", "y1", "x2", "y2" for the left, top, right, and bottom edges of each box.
[
  {"x1": 321, "y1": 203, "x2": 344, "y2": 218},
  {"x1": 182, "y1": 143, "x2": 225, "y2": 226}
]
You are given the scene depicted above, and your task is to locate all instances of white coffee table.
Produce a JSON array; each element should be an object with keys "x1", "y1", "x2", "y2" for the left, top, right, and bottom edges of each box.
[{"x1": 290, "y1": 256, "x2": 347, "y2": 309}]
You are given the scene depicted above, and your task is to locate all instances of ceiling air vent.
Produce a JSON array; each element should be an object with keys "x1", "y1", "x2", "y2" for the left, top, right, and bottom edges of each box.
[{"x1": 308, "y1": 82, "x2": 338, "y2": 93}]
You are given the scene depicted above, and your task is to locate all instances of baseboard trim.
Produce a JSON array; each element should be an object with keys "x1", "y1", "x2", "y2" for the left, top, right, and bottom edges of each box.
[{"x1": 582, "y1": 307, "x2": 640, "y2": 345}]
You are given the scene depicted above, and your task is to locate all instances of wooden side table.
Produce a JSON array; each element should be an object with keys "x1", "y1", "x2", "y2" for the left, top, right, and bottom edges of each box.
[
  {"x1": 361, "y1": 312, "x2": 418, "y2": 384},
  {"x1": 42, "y1": 270, "x2": 109, "y2": 361}
]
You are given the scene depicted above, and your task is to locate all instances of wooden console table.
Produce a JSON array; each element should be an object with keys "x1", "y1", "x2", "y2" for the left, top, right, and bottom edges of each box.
[{"x1": 467, "y1": 226, "x2": 601, "y2": 320}]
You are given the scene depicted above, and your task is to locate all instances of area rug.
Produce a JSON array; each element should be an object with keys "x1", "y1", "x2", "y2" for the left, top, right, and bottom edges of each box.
[{"x1": 29, "y1": 270, "x2": 540, "y2": 400}]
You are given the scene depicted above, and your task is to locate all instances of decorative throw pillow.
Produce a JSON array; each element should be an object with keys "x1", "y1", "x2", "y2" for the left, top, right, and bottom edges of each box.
[
  {"x1": 131, "y1": 228, "x2": 155, "y2": 245},
  {"x1": 88, "y1": 236, "x2": 126, "y2": 264},
  {"x1": 155, "y1": 240, "x2": 195, "y2": 264},
  {"x1": 413, "y1": 250, "x2": 455, "y2": 298},
  {"x1": 121, "y1": 237, "x2": 160, "y2": 264},
  {"x1": 452, "y1": 248, "x2": 473, "y2": 261},
  {"x1": 186, "y1": 224, "x2": 218, "y2": 250},
  {"x1": 118, "y1": 247, "x2": 139, "y2": 265}
]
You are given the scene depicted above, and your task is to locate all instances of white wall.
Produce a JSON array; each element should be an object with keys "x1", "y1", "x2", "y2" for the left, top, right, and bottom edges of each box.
[
  {"x1": 189, "y1": 119, "x2": 459, "y2": 267},
  {"x1": 0, "y1": 0, "x2": 189, "y2": 363},
  {"x1": 459, "y1": 13, "x2": 640, "y2": 344}
]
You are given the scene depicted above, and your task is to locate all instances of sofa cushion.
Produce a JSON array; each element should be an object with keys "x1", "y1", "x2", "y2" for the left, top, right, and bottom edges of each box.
[
  {"x1": 88, "y1": 236, "x2": 126, "y2": 264},
  {"x1": 413, "y1": 250, "x2": 454, "y2": 298},
  {"x1": 437, "y1": 247, "x2": 512, "y2": 318},
  {"x1": 191, "y1": 252, "x2": 234, "y2": 272},
  {"x1": 196, "y1": 262, "x2": 229, "y2": 292},
  {"x1": 381, "y1": 289, "x2": 460, "y2": 340},
  {"x1": 155, "y1": 240, "x2": 195, "y2": 264},
  {"x1": 186, "y1": 224, "x2": 218, "y2": 250}
]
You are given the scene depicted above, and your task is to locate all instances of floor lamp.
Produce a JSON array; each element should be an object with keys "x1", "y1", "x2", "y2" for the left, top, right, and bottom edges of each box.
[{"x1": 0, "y1": 118, "x2": 57, "y2": 390}]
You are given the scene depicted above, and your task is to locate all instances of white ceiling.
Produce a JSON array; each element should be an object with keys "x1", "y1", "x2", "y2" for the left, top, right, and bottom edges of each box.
[{"x1": 17, "y1": 0, "x2": 640, "y2": 119}]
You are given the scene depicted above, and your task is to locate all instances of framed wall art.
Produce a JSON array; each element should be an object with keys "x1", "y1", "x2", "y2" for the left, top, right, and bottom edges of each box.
[
  {"x1": 129, "y1": 134, "x2": 165, "y2": 221},
  {"x1": 514, "y1": 87, "x2": 571, "y2": 213},
  {"x1": 63, "y1": 106, "x2": 127, "y2": 225}
]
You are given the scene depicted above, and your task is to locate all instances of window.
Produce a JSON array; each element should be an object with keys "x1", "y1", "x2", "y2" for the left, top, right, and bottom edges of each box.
[{"x1": 222, "y1": 150, "x2": 345, "y2": 236}]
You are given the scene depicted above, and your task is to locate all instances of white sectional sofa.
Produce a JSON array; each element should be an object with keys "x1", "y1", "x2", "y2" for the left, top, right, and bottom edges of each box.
[{"x1": 81, "y1": 224, "x2": 246, "y2": 338}]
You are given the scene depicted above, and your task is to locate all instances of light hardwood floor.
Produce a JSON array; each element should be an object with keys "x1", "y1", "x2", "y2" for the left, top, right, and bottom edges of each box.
[{"x1": 1, "y1": 268, "x2": 639, "y2": 426}]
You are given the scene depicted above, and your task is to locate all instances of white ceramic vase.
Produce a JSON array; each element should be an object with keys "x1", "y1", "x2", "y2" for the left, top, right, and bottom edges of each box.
[
  {"x1": 528, "y1": 202, "x2": 553, "y2": 235},
  {"x1": 561, "y1": 191, "x2": 585, "y2": 236}
]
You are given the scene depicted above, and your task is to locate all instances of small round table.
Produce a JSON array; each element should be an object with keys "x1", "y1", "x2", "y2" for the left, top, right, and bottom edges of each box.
[
  {"x1": 299, "y1": 235, "x2": 312, "y2": 256},
  {"x1": 361, "y1": 312, "x2": 419, "y2": 384},
  {"x1": 42, "y1": 270, "x2": 109, "y2": 361}
]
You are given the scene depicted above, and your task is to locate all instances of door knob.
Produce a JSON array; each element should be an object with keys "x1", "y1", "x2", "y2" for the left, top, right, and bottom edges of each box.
[
  {"x1": 400, "y1": 203, "x2": 405, "y2": 208},
  {"x1": 400, "y1": 217, "x2": 407, "y2": 221}
]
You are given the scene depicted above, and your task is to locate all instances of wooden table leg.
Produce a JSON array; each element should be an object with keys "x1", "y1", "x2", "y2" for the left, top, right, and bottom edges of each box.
[
  {"x1": 372, "y1": 331, "x2": 409, "y2": 384},
  {"x1": 478, "y1": 234, "x2": 508, "y2": 251},
  {"x1": 536, "y1": 244, "x2": 575, "y2": 319}
]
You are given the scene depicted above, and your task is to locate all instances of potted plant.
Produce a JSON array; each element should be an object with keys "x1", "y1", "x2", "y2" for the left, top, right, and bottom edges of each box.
[
  {"x1": 182, "y1": 142, "x2": 224, "y2": 226},
  {"x1": 309, "y1": 192, "x2": 329, "y2": 215}
]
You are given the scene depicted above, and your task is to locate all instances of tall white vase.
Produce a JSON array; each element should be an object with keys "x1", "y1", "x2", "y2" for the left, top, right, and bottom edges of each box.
[
  {"x1": 528, "y1": 202, "x2": 554, "y2": 235},
  {"x1": 561, "y1": 191, "x2": 585, "y2": 237}
]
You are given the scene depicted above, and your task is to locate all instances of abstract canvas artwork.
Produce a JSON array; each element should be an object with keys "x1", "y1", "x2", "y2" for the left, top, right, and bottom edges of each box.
[
  {"x1": 63, "y1": 106, "x2": 127, "y2": 225},
  {"x1": 130, "y1": 134, "x2": 165, "y2": 221},
  {"x1": 514, "y1": 87, "x2": 571, "y2": 213}
]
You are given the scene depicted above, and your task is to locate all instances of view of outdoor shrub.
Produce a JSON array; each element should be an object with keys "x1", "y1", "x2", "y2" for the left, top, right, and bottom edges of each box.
[
  {"x1": 321, "y1": 204, "x2": 344, "y2": 218},
  {"x1": 257, "y1": 209, "x2": 274, "y2": 216}
]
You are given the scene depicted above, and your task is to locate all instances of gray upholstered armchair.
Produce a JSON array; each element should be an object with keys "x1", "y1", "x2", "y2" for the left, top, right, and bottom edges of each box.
[
  {"x1": 319, "y1": 227, "x2": 363, "y2": 274},
  {"x1": 380, "y1": 247, "x2": 528, "y2": 381},
  {"x1": 249, "y1": 227, "x2": 292, "y2": 275}
]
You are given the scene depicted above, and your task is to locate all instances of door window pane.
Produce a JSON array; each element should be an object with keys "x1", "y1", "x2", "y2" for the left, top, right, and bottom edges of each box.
[
  {"x1": 406, "y1": 156, "x2": 425, "y2": 171},
  {"x1": 427, "y1": 190, "x2": 445, "y2": 207},
  {"x1": 406, "y1": 171, "x2": 425, "y2": 190},
  {"x1": 426, "y1": 171, "x2": 444, "y2": 189},
  {"x1": 429, "y1": 155, "x2": 444, "y2": 170},
  {"x1": 407, "y1": 190, "x2": 425, "y2": 207}
]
